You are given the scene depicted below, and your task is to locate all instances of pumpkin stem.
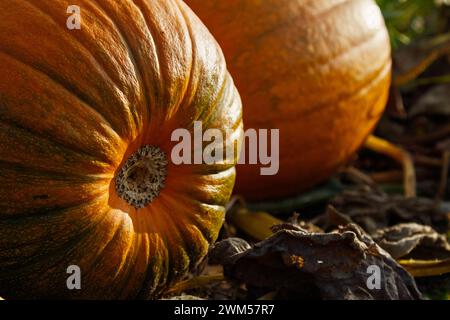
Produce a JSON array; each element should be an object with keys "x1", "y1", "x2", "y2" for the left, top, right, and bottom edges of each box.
[
  {"x1": 398, "y1": 258, "x2": 450, "y2": 278},
  {"x1": 229, "y1": 208, "x2": 283, "y2": 241},
  {"x1": 226, "y1": 197, "x2": 283, "y2": 241},
  {"x1": 115, "y1": 145, "x2": 168, "y2": 209}
]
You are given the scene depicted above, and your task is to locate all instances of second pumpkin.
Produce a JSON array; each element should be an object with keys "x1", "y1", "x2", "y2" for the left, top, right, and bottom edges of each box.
[{"x1": 185, "y1": 0, "x2": 392, "y2": 200}]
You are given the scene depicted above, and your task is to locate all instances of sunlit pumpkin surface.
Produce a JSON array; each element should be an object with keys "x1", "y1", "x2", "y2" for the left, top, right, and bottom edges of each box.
[
  {"x1": 0, "y1": 0, "x2": 242, "y2": 299},
  {"x1": 186, "y1": 0, "x2": 392, "y2": 200}
]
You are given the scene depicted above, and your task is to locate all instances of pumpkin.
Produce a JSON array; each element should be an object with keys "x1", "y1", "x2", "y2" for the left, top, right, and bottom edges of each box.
[
  {"x1": 185, "y1": 0, "x2": 392, "y2": 200},
  {"x1": 0, "y1": 0, "x2": 242, "y2": 299}
]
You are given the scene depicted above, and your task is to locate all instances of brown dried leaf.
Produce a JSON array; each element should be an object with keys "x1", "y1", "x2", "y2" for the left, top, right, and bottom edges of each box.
[
  {"x1": 372, "y1": 223, "x2": 450, "y2": 260},
  {"x1": 210, "y1": 224, "x2": 423, "y2": 300},
  {"x1": 326, "y1": 187, "x2": 449, "y2": 234}
]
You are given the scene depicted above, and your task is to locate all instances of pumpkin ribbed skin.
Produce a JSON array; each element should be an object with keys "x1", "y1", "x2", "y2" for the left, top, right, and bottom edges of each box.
[
  {"x1": 185, "y1": 0, "x2": 392, "y2": 200},
  {"x1": 0, "y1": 0, "x2": 242, "y2": 299}
]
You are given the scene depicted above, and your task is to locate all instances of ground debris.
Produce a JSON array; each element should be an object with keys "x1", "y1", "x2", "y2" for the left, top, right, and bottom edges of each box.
[
  {"x1": 319, "y1": 187, "x2": 449, "y2": 234},
  {"x1": 372, "y1": 223, "x2": 450, "y2": 260},
  {"x1": 210, "y1": 224, "x2": 423, "y2": 300}
]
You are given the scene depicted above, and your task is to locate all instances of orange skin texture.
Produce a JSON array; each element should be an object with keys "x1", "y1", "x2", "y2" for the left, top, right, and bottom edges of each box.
[
  {"x1": 185, "y1": 0, "x2": 392, "y2": 200},
  {"x1": 0, "y1": 0, "x2": 242, "y2": 299}
]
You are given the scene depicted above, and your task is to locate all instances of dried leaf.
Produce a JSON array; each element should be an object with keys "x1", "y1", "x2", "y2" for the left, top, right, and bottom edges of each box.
[
  {"x1": 372, "y1": 223, "x2": 450, "y2": 260},
  {"x1": 311, "y1": 206, "x2": 355, "y2": 231},
  {"x1": 211, "y1": 224, "x2": 423, "y2": 300},
  {"x1": 326, "y1": 187, "x2": 449, "y2": 234}
]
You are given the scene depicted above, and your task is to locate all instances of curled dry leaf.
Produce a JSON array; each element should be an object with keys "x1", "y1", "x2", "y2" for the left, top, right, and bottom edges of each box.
[
  {"x1": 327, "y1": 187, "x2": 449, "y2": 234},
  {"x1": 372, "y1": 223, "x2": 450, "y2": 260},
  {"x1": 210, "y1": 224, "x2": 423, "y2": 300}
]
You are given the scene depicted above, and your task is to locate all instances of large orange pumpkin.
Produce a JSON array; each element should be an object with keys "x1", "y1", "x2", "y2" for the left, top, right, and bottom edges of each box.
[
  {"x1": 185, "y1": 0, "x2": 392, "y2": 200},
  {"x1": 0, "y1": 0, "x2": 242, "y2": 299}
]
